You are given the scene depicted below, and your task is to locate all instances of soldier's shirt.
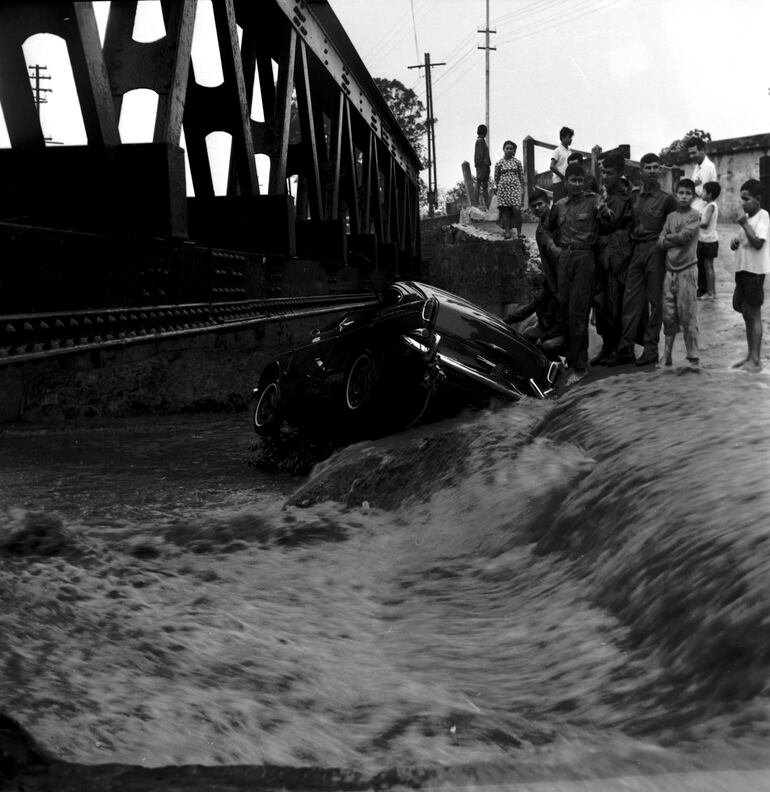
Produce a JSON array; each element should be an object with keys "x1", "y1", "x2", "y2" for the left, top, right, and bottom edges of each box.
[
  {"x1": 551, "y1": 191, "x2": 612, "y2": 248},
  {"x1": 631, "y1": 183, "x2": 678, "y2": 242}
]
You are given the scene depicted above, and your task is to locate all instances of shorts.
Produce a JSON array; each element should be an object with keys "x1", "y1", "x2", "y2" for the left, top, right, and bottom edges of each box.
[
  {"x1": 733, "y1": 271, "x2": 766, "y2": 311},
  {"x1": 697, "y1": 240, "x2": 718, "y2": 261}
]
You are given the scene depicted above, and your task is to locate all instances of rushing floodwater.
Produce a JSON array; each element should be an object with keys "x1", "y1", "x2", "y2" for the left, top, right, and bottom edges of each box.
[
  {"x1": 2, "y1": 364, "x2": 770, "y2": 786},
  {"x1": 1, "y1": 249, "x2": 770, "y2": 787}
]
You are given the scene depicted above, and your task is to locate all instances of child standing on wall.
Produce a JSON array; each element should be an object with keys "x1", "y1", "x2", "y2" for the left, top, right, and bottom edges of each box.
[
  {"x1": 657, "y1": 178, "x2": 701, "y2": 366},
  {"x1": 474, "y1": 124, "x2": 491, "y2": 209},
  {"x1": 729, "y1": 178, "x2": 770, "y2": 372},
  {"x1": 493, "y1": 140, "x2": 524, "y2": 239},
  {"x1": 549, "y1": 126, "x2": 573, "y2": 203},
  {"x1": 697, "y1": 181, "x2": 721, "y2": 300}
]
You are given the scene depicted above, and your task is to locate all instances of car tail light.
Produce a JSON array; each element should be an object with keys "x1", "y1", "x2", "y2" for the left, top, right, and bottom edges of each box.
[{"x1": 421, "y1": 296, "x2": 439, "y2": 325}]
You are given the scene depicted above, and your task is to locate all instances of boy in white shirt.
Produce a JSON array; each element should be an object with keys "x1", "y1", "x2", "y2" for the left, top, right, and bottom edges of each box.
[
  {"x1": 729, "y1": 179, "x2": 770, "y2": 372},
  {"x1": 697, "y1": 181, "x2": 721, "y2": 300},
  {"x1": 549, "y1": 126, "x2": 573, "y2": 203}
]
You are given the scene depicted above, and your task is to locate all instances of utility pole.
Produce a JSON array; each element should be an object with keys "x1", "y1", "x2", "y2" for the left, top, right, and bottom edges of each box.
[
  {"x1": 477, "y1": 0, "x2": 496, "y2": 153},
  {"x1": 29, "y1": 64, "x2": 52, "y2": 118},
  {"x1": 28, "y1": 64, "x2": 60, "y2": 144},
  {"x1": 408, "y1": 52, "x2": 445, "y2": 217}
]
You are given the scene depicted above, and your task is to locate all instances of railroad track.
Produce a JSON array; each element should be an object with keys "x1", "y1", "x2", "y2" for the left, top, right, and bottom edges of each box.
[{"x1": 0, "y1": 294, "x2": 377, "y2": 366}]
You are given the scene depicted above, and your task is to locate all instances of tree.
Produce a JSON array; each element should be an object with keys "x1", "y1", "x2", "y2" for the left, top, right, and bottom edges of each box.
[
  {"x1": 659, "y1": 128, "x2": 712, "y2": 166},
  {"x1": 442, "y1": 180, "x2": 469, "y2": 208},
  {"x1": 373, "y1": 77, "x2": 427, "y2": 163}
]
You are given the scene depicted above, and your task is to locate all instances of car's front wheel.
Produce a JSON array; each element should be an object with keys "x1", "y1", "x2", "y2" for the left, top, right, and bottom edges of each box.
[
  {"x1": 344, "y1": 351, "x2": 377, "y2": 412},
  {"x1": 253, "y1": 380, "x2": 282, "y2": 435}
]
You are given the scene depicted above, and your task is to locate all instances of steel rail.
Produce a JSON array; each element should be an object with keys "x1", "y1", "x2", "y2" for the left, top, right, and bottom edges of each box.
[{"x1": 0, "y1": 296, "x2": 377, "y2": 367}]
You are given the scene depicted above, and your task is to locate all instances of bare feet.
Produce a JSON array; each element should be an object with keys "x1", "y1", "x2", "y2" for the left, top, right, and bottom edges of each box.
[
  {"x1": 731, "y1": 357, "x2": 749, "y2": 369},
  {"x1": 565, "y1": 368, "x2": 587, "y2": 387},
  {"x1": 739, "y1": 360, "x2": 762, "y2": 372}
]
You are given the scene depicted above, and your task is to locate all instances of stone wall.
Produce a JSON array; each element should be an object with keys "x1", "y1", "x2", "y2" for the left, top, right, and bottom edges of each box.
[{"x1": 423, "y1": 225, "x2": 530, "y2": 317}]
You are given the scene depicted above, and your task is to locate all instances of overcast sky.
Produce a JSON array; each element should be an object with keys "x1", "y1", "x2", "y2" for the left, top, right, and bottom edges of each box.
[
  {"x1": 2, "y1": 0, "x2": 768, "y2": 195},
  {"x1": 329, "y1": 0, "x2": 770, "y2": 189}
]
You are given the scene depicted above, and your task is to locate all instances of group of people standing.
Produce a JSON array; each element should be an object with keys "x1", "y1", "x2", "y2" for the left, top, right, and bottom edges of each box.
[
  {"x1": 474, "y1": 124, "x2": 524, "y2": 239},
  {"x1": 475, "y1": 125, "x2": 770, "y2": 385}
]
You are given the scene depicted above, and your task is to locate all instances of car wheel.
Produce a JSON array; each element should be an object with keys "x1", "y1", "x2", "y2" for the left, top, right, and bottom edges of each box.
[
  {"x1": 253, "y1": 380, "x2": 282, "y2": 435},
  {"x1": 344, "y1": 352, "x2": 377, "y2": 412}
]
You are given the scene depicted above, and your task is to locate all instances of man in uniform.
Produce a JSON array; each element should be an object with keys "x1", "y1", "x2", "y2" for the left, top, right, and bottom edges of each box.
[
  {"x1": 592, "y1": 152, "x2": 633, "y2": 364},
  {"x1": 548, "y1": 162, "x2": 613, "y2": 385},
  {"x1": 607, "y1": 153, "x2": 678, "y2": 367}
]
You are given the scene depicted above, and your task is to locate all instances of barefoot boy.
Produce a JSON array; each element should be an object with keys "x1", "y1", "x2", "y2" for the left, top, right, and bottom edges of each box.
[
  {"x1": 657, "y1": 178, "x2": 701, "y2": 366},
  {"x1": 729, "y1": 179, "x2": 770, "y2": 371}
]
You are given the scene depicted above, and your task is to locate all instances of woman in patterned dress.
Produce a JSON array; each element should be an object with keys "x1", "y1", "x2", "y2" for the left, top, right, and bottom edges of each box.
[{"x1": 493, "y1": 140, "x2": 524, "y2": 238}]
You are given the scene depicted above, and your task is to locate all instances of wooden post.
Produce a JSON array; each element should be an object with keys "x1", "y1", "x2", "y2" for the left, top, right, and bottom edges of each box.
[
  {"x1": 760, "y1": 156, "x2": 770, "y2": 213},
  {"x1": 591, "y1": 145, "x2": 602, "y2": 182},
  {"x1": 461, "y1": 161, "x2": 475, "y2": 207},
  {"x1": 522, "y1": 135, "x2": 536, "y2": 207}
]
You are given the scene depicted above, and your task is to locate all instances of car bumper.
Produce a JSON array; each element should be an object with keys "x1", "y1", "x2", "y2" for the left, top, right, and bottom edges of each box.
[{"x1": 436, "y1": 354, "x2": 561, "y2": 400}]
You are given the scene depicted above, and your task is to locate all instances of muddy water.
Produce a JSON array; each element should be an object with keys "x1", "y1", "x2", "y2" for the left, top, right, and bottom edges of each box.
[
  {"x1": 2, "y1": 365, "x2": 770, "y2": 784},
  {"x1": 1, "y1": 241, "x2": 770, "y2": 785}
]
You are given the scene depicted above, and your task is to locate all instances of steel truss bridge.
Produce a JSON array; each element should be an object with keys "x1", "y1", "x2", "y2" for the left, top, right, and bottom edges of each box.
[{"x1": 0, "y1": 0, "x2": 422, "y2": 365}]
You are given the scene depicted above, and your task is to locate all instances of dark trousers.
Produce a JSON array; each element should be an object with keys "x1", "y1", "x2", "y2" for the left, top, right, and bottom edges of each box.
[
  {"x1": 557, "y1": 247, "x2": 595, "y2": 371},
  {"x1": 594, "y1": 270, "x2": 625, "y2": 353},
  {"x1": 617, "y1": 240, "x2": 665, "y2": 356},
  {"x1": 594, "y1": 244, "x2": 629, "y2": 353}
]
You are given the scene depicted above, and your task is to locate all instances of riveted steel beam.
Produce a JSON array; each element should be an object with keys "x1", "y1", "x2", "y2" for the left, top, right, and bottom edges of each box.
[{"x1": 265, "y1": 0, "x2": 421, "y2": 184}]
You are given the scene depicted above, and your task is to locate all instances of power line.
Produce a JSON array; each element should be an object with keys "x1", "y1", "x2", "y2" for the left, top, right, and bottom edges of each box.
[
  {"x1": 432, "y1": 0, "x2": 618, "y2": 96},
  {"x1": 409, "y1": 0, "x2": 420, "y2": 63},
  {"x1": 496, "y1": 0, "x2": 621, "y2": 45}
]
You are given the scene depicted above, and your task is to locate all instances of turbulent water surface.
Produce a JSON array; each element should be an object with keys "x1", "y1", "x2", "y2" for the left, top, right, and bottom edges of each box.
[
  {"x1": 2, "y1": 254, "x2": 770, "y2": 787},
  {"x1": 2, "y1": 365, "x2": 770, "y2": 786}
]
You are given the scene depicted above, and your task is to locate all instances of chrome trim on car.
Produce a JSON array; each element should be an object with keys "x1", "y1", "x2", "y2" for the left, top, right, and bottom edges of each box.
[
  {"x1": 480, "y1": 341, "x2": 506, "y2": 354},
  {"x1": 529, "y1": 378, "x2": 545, "y2": 399},
  {"x1": 402, "y1": 335, "x2": 430, "y2": 354},
  {"x1": 402, "y1": 331, "x2": 441, "y2": 358},
  {"x1": 547, "y1": 360, "x2": 560, "y2": 384},
  {"x1": 436, "y1": 353, "x2": 522, "y2": 401}
]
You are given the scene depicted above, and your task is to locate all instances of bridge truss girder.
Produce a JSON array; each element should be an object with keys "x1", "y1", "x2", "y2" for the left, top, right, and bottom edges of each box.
[{"x1": 0, "y1": 0, "x2": 422, "y2": 275}]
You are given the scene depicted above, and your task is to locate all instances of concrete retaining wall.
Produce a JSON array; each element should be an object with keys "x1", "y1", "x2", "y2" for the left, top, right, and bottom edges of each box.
[
  {"x1": 423, "y1": 226, "x2": 530, "y2": 317},
  {"x1": 0, "y1": 316, "x2": 321, "y2": 423}
]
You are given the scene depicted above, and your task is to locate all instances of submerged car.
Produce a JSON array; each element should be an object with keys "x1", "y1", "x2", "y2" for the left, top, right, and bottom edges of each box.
[{"x1": 252, "y1": 281, "x2": 562, "y2": 439}]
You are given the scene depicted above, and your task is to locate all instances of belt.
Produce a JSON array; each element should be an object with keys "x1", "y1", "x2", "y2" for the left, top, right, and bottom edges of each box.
[{"x1": 561, "y1": 242, "x2": 593, "y2": 251}]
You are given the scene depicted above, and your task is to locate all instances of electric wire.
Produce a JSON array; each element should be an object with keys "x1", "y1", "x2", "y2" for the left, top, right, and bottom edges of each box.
[{"x1": 409, "y1": 0, "x2": 420, "y2": 65}]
